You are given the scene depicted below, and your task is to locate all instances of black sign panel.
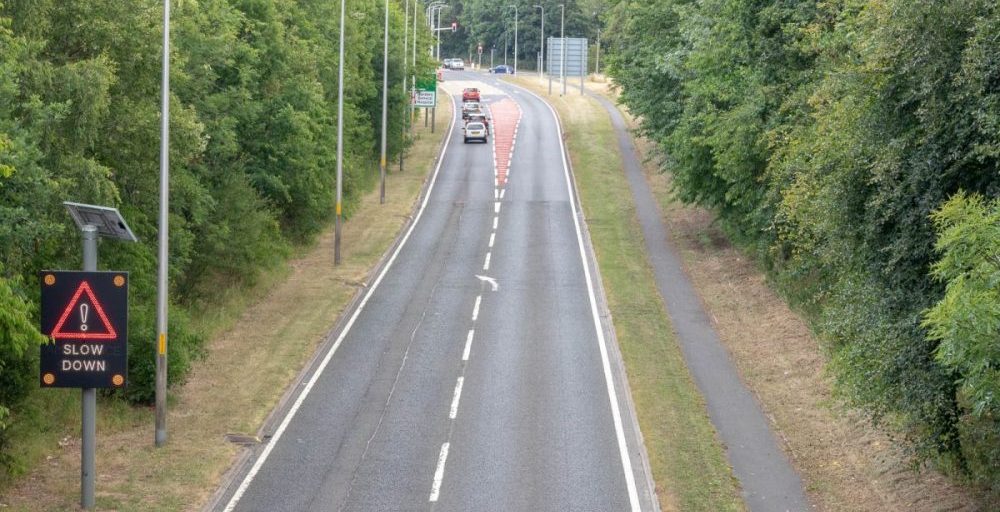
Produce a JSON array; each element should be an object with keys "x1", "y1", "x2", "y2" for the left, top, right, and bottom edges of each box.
[{"x1": 39, "y1": 271, "x2": 128, "y2": 388}]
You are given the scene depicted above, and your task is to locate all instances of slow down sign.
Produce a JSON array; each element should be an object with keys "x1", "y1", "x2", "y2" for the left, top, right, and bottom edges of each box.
[{"x1": 40, "y1": 271, "x2": 128, "y2": 388}]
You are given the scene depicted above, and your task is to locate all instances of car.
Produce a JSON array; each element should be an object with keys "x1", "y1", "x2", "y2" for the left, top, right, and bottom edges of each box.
[
  {"x1": 463, "y1": 121, "x2": 488, "y2": 143},
  {"x1": 490, "y1": 65, "x2": 514, "y2": 74},
  {"x1": 451, "y1": 59, "x2": 465, "y2": 70},
  {"x1": 466, "y1": 112, "x2": 490, "y2": 133},
  {"x1": 442, "y1": 58, "x2": 455, "y2": 69},
  {"x1": 462, "y1": 87, "x2": 480, "y2": 102},
  {"x1": 461, "y1": 101, "x2": 481, "y2": 119}
]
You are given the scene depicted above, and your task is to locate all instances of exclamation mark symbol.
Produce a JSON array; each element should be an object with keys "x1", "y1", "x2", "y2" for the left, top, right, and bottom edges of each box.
[{"x1": 80, "y1": 303, "x2": 90, "y2": 332}]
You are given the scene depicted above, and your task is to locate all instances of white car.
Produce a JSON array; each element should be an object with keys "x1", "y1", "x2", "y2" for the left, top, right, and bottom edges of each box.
[
  {"x1": 463, "y1": 122, "x2": 488, "y2": 143},
  {"x1": 451, "y1": 59, "x2": 465, "y2": 70},
  {"x1": 461, "y1": 101, "x2": 481, "y2": 119}
]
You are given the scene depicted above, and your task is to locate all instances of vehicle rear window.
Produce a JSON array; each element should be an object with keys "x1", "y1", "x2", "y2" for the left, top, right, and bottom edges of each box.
[{"x1": 466, "y1": 123, "x2": 485, "y2": 130}]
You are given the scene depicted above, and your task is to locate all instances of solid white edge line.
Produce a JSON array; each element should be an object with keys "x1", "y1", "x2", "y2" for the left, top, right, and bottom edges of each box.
[
  {"x1": 463, "y1": 330, "x2": 474, "y2": 361},
  {"x1": 222, "y1": 93, "x2": 460, "y2": 512},
  {"x1": 429, "y1": 442, "x2": 450, "y2": 502},
  {"x1": 449, "y1": 377, "x2": 464, "y2": 419},
  {"x1": 513, "y1": 83, "x2": 642, "y2": 511},
  {"x1": 472, "y1": 295, "x2": 482, "y2": 321}
]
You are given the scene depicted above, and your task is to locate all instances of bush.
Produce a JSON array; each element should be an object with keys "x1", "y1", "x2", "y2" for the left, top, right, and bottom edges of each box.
[
  {"x1": 606, "y1": 0, "x2": 1000, "y2": 490},
  {"x1": 0, "y1": 0, "x2": 436, "y2": 474}
]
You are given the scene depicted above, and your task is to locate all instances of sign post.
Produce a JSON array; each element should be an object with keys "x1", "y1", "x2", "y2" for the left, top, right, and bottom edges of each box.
[
  {"x1": 46, "y1": 202, "x2": 136, "y2": 510},
  {"x1": 547, "y1": 37, "x2": 589, "y2": 96},
  {"x1": 414, "y1": 75, "x2": 437, "y2": 133}
]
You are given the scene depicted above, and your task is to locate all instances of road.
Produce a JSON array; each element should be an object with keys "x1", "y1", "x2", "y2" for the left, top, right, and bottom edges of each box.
[{"x1": 212, "y1": 70, "x2": 656, "y2": 512}]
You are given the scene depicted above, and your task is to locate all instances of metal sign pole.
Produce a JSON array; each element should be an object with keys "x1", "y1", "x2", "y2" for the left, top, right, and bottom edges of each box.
[{"x1": 80, "y1": 225, "x2": 97, "y2": 510}]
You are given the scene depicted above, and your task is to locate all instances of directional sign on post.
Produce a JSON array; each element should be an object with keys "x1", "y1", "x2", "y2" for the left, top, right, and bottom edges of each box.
[
  {"x1": 40, "y1": 271, "x2": 128, "y2": 388},
  {"x1": 414, "y1": 75, "x2": 437, "y2": 108},
  {"x1": 547, "y1": 37, "x2": 590, "y2": 76}
]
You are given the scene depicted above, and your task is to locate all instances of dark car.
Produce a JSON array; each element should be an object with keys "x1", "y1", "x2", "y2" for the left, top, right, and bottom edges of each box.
[
  {"x1": 466, "y1": 112, "x2": 490, "y2": 133},
  {"x1": 490, "y1": 65, "x2": 514, "y2": 74}
]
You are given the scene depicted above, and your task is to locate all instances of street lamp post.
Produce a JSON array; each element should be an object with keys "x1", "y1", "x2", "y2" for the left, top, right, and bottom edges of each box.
[
  {"x1": 596, "y1": 27, "x2": 601, "y2": 76},
  {"x1": 429, "y1": 4, "x2": 447, "y2": 61},
  {"x1": 534, "y1": 5, "x2": 544, "y2": 81},
  {"x1": 155, "y1": 0, "x2": 170, "y2": 450},
  {"x1": 504, "y1": 30, "x2": 508, "y2": 65},
  {"x1": 401, "y1": 0, "x2": 409, "y2": 173},
  {"x1": 379, "y1": 0, "x2": 389, "y2": 204},
  {"x1": 507, "y1": 5, "x2": 518, "y2": 75},
  {"x1": 335, "y1": 0, "x2": 346, "y2": 265},
  {"x1": 560, "y1": 3, "x2": 566, "y2": 95}
]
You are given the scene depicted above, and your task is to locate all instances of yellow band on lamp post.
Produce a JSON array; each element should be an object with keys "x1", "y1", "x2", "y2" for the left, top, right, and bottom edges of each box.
[{"x1": 158, "y1": 333, "x2": 167, "y2": 355}]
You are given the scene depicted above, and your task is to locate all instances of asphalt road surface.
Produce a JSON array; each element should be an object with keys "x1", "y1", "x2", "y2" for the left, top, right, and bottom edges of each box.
[{"x1": 212, "y1": 69, "x2": 657, "y2": 512}]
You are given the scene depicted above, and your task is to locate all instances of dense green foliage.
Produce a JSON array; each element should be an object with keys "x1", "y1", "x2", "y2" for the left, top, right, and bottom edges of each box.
[
  {"x1": 436, "y1": 0, "x2": 604, "y2": 71},
  {"x1": 606, "y1": 0, "x2": 1000, "y2": 491},
  {"x1": 0, "y1": 0, "x2": 431, "y2": 474}
]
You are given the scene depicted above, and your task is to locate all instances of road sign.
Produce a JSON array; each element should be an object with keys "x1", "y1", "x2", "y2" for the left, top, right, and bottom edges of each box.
[
  {"x1": 40, "y1": 271, "x2": 128, "y2": 388},
  {"x1": 414, "y1": 90, "x2": 436, "y2": 108},
  {"x1": 547, "y1": 37, "x2": 589, "y2": 77},
  {"x1": 414, "y1": 75, "x2": 437, "y2": 109}
]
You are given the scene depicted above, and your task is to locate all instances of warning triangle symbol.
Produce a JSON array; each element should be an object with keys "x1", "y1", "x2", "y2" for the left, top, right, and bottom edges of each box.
[{"x1": 50, "y1": 281, "x2": 118, "y2": 340}]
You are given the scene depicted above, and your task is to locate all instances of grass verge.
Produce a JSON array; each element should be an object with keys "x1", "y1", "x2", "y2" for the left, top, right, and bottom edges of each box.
[
  {"x1": 0, "y1": 99, "x2": 452, "y2": 511},
  {"x1": 506, "y1": 75, "x2": 744, "y2": 511},
  {"x1": 585, "y1": 82, "x2": 981, "y2": 511}
]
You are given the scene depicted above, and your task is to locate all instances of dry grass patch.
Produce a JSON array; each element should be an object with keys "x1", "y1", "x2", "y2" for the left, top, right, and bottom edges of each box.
[{"x1": 0, "y1": 100, "x2": 452, "y2": 512}]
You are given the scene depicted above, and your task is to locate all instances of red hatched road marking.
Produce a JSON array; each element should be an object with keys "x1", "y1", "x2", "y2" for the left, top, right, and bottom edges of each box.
[{"x1": 488, "y1": 99, "x2": 522, "y2": 187}]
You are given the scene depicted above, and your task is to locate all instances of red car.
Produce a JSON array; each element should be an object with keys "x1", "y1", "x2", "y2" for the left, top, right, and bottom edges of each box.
[{"x1": 462, "y1": 87, "x2": 480, "y2": 102}]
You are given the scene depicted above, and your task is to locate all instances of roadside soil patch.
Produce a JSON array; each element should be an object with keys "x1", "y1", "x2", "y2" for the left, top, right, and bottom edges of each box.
[{"x1": 0, "y1": 101, "x2": 452, "y2": 512}]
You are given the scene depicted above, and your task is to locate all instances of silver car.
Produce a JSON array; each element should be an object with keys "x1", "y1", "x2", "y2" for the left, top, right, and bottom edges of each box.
[{"x1": 463, "y1": 122, "x2": 488, "y2": 144}]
